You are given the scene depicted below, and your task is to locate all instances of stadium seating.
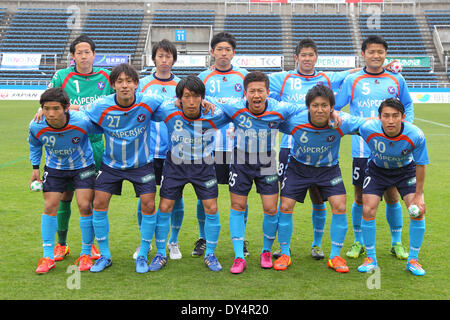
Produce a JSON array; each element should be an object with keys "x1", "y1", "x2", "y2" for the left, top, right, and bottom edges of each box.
[
  {"x1": 151, "y1": 9, "x2": 215, "y2": 26},
  {"x1": 424, "y1": 9, "x2": 450, "y2": 31}
]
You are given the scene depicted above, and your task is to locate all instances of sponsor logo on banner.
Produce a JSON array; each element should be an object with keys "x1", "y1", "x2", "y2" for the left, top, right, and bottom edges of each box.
[
  {"x1": 146, "y1": 55, "x2": 207, "y2": 67},
  {"x1": 409, "y1": 88, "x2": 450, "y2": 103},
  {"x1": 315, "y1": 56, "x2": 356, "y2": 69},
  {"x1": 232, "y1": 56, "x2": 283, "y2": 68},
  {"x1": 0, "y1": 53, "x2": 42, "y2": 71}
]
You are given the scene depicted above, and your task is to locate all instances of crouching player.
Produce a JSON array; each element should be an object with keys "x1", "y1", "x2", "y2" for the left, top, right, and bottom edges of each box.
[
  {"x1": 277, "y1": 85, "x2": 366, "y2": 273},
  {"x1": 28, "y1": 87, "x2": 103, "y2": 274},
  {"x1": 357, "y1": 98, "x2": 428, "y2": 276}
]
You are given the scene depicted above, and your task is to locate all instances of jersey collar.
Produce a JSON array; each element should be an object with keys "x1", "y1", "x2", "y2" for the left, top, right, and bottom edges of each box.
[
  {"x1": 363, "y1": 67, "x2": 385, "y2": 76},
  {"x1": 214, "y1": 65, "x2": 234, "y2": 73},
  {"x1": 74, "y1": 66, "x2": 94, "y2": 75},
  {"x1": 245, "y1": 100, "x2": 268, "y2": 116},
  {"x1": 153, "y1": 72, "x2": 175, "y2": 82},
  {"x1": 114, "y1": 94, "x2": 137, "y2": 109},
  {"x1": 296, "y1": 69, "x2": 317, "y2": 77},
  {"x1": 381, "y1": 122, "x2": 405, "y2": 138}
]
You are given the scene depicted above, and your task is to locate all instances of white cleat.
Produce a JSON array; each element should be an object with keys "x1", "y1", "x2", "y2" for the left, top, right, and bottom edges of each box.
[
  {"x1": 168, "y1": 242, "x2": 182, "y2": 260},
  {"x1": 133, "y1": 244, "x2": 152, "y2": 260}
]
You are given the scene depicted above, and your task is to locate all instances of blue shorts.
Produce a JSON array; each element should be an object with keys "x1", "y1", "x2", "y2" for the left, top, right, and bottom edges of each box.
[
  {"x1": 42, "y1": 164, "x2": 96, "y2": 193},
  {"x1": 160, "y1": 153, "x2": 218, "y2": 201},
  {"x1": 213, "y1": 151, "x2": 232, "y2": 185},
  {"x1": 280, "y1": 157, "x2": 346, "y2": 203},
  {"x1": 229, "y1": 149, "x2": 278, "y2": 196},
  {"x1": 352, "y1": 158, "x2": 369, "y2": 187},
  {"x1": 363, "y1": 161, "x2": 417, "y2": 199},
  {"x1": 95, "y1": 162, "x2": 156, "y2": 197},
  {"x1": 278, "y1": 147, "x2": 291, "y2": 182}
]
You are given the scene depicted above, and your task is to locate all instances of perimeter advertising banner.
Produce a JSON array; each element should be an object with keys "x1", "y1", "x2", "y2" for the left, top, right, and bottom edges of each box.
[{"x1": 0, "y1": 53, "x2": 42, "y2": 71}]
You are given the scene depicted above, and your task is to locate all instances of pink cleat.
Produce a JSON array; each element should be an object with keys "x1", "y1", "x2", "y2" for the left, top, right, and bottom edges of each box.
[
  {"x1": 230, "y1": 258, "x2": 247, "y2": 274},
  {"x1": 260, "y1": 251, "x2": 273, "y2": 269}
]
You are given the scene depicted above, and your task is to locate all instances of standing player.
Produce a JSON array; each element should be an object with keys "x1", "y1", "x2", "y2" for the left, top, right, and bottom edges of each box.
[
  {"x1": 194, "y1": 32, "x2": 249, "y2": 257},
  {"x1": 80, "y1": 64, "x2": 165, "y2": 272},
  {"x1": 29, "y1": 88, "x2": 102, "y2": 273},
  {"x1": 133, "y1": 39, "x2": 184, "y2": 260},
  {"x1": 357, "y1": 98, "x2": 428, "y2": 276},
  {"x1": 335, "y1": 35, "x2": 414, "y2": 260},
  {"x1": 47, "y1": 35, "x2": 113, "y2": 261},
  {"x1": 277, "y1": 85, "x2": 366, "y2": 273}
]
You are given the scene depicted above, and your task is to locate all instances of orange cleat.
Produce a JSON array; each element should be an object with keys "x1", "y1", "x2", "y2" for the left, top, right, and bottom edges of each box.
[
  {"x1": 36, "y1": 257, "x2": 55, "y2": 274},
  {"x1": 74, "y1": 254, "x2": 94, "y2": 271},
  {"x1": 54, "y1": 243, "x2": 70, "y2": 261},
  {"x1": 328, "y1": 256, "x2": 349, "y2": 273},
  {"x1": 90, "y1": 244, "x2": 101, "y2": 260},
  {"x1": 273, "y1": 254, "x2": 291, "y2": 271}
]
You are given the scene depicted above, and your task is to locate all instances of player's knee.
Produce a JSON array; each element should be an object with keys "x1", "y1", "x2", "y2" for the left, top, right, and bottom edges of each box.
[
  {"x1": 231, "y1": 202, "x2": 247, "y2": 212},
  {"x1": 362, "y1": 205, "x2": 377, "y2": 220},
  {"x1": 158, "y1": 201, "x2": 174, "y2": 214},
  {"x1": 332, "y1": 203, "x2": 347, "y2": 215},
  {"x1": 77, "y1": 202, "x2": 92, "y2": 216},
  {"x1": 204, "y1": 204, "x2": 218, "y2": 215},
  {"x1": 264, "y1": 207, "x2": 278, "y2": 216}
]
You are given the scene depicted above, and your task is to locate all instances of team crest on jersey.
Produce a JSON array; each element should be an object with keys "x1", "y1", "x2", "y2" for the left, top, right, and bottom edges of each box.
[
  {"x1": 401, "y1": 148, "x2": 410, "y2": 156},
  {"x1": 137, "y1": 114, "x2": 146, "y2": 123},
  {"x1": 162, "y1": 87, "x2": 167, "y2": 93},
  {"x1": 387, "y1": 86, "x2": 396, "y2": 94},
  {"x1": 97, "y1": 81, "x2": 105, "y2": 90},
  {"x1": 223, "y1": 77, "x2": 228, "y2": 82},
  {"x1": 375, "y1": 79, "x2": 380, "y2": 84},
  {"x1": 316, "y1": 81, "x2": 324, "y2": 86},
  {"x1": 72, "y1": 137, "x2": 81, "y2": 144},
  {"x1": 268, "y1": 121, "x2": 278, "y2": 129},
  {"x1": 326, "y1": 135, "x2": 336, "y2": 142},
  {"x1": 234, "y1": 83, "x2": 242, "y2": 92}
]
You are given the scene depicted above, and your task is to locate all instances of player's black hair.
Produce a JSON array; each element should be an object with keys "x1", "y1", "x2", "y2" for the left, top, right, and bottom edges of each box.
[
  {"x1": 361, "y1": 35, "x2": 388, "y2": 52},
  {"x1": 40, "y1": 87, "x2": 70, "y2": 110},
  {"x1": 378, "y1": 98, "x2": 405, "y2": 115},
  {"x1": 110, "y1": 63, "x2": 139, "y2": 86},
  {"x1": 305, "y1": 84, "x2": 335, "y2": 108},
  {"x1": 176, "y1": 75, "x2": 205, "y2": 99},
  {"x1": 152, "y1": 39, "x2": 178, "y2": 63},
  {"x1": 70, "y1": 35, "x2": 96, "y2": 54},
  {"x1": 210, "y1": 32, "x2": 237, "y2": 50},
  {"x1": 243, "y1": 71, "x2": 270, "y2": 91},
  {"x1": 295, "y1": 38, "x2": 318, "y2": 56}
]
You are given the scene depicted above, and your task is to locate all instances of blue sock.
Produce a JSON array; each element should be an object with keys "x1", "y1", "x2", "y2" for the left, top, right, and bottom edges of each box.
[
  {"x1": 361, "y1": 217, "x2": 377, "y2": 263},
  {"x1": 169, "y1": 198, "x2": 184, "y2": 244},
  {"x1": 155, "y1": 209, "x2": 171, "y2": 256},
  {"x1": 244, "y1": 203, "x2": 249, "y2": 230},
  {"x1": 197, "y1": 199, "x2": 206, "y2": 240},
  {"x1": 138, "y1": 212, "x2": 157, "y2": 258},
  {"x1": 408, "y1": 218, "x2": 425, "y2": 261},
  {"x1": 312, "y1": 203, "x2": 327, "y2": 247},
  {"x1": 136, "y1": 198, "x2": 142, "y2": 230},
  {"x1": 230, "y1": 209, "x2": 245, "y2": 259},
  {"x1": 80, "y1": 215, "x2": 94, "y2": 256},
  {"x1": 329, "y1": 213, "x2": 347, "y2": 259},
  {"x1": 262, "y1": 213, "x2": 278, "y2": 253},
  {"x1": 93, "y1": 210, "x2": 111, "y2": 259},
  {"x1": 386, "y1": 202, "x2": 403, "y2": 245},
  {"x1": 204, "y1": 212, "x2": 221, "y2": 256},
  {"x1": 277, "y1": 210, "x2": 293, "y2": 256},
  {"x1": 351, "y1": 202, "x2": 364, "y2": 244},
  {"x1": 41, "y1": 214, "x2": 57, "y2": 259}
]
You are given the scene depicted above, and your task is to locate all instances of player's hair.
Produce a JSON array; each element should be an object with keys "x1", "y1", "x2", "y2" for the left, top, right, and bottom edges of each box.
[
  {"x1": 176, "y1": 75, "x2": 205, "y2": 99},
  {"x1": 305, "y1": 84, "x2": 335, "y2": 108},
  {"x1": 361, "y1": 35, "x2": 388, "y2": 52},
  {"x1": 378, "y1": 98, "x2": 405, "y2": 115},
  {"x1": 295, "y1": 38, "x2": 318, "y2": 55},
  {"x1": 70, "y1": 35, "x2": 96, "y2": 54},
  {"x1": 110, "y1": 63, "x2": 139, "y2": 86},
  {"x1": 40, "y1": 87, "x2": 70, "y2": 110},
  {"x1": 210, "y1": 32, "x2": 237, "y2": 50},
  {"x1": 152, "y1": 39, "x2": 178, "y2": 63},
  {"x1": 244, "y1": 71, "x2": 269, "y2": 91}
]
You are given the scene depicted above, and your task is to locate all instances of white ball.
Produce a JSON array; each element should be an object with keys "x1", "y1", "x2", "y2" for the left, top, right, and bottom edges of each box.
[
  {"x1": 408, "y1": 205, "x2": 420, "y2": 218},
  {"x1": 30, "y1": 180, "x2": 43, "y2": 192},
  {"x1": 390, "y1": 61, "x2": 403, "y2": 74}
]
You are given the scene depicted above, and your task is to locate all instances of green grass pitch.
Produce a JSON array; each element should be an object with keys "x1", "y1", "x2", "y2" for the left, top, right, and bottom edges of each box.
[{"x1": 0, "y1": 101, "x2": 449, "y2": 300}]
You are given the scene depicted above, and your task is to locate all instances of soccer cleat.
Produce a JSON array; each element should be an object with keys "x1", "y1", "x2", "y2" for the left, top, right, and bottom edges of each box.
[
  {"x1": 168, "y1": 242, "x2": 182, "y2": 260},
  {"x1": 260, "y1": 251, "x2": 273, "y2": 269},
  {"x1": 36, "y1": 257, "x2": 55, "y2": 274},
  {"x1": 230, "y1": 258, "x2": 246, "y2": 274},
  {"x1": 311, "y1": 246, "x2": 325, "y2": 260},
  {"x1": 273, "y1": 248, "x2": 291, "y2": 260},
  {"x1": 135, "y1": 256, "x2": 149, "y2": 274},
  {"x1": 191, "y1": 238, "x2": 206, "y2": 257},
  {"x1": 406, "y1": 259, "x2": 426, "y2": 276},
  {"x1": 54, "y1": 243, "x2": 70, "y2": 261},
  {"x1": 74, "y1": 254, "x2": 93, "y2": 271},
  {"x1": 273, "y1": 254, "x2": 291, "y2": 271},
  {"x1": 90, "y1": 244, "x2": 101, "y2": 261},
  {"x1": 243, "y1": 240, "x2": 250, "y2": 257},
  {"x1": 149, "y1": 253, "x2": 167, "y2": 272},
  {"x1": 90, "y1": 256, "x2": 112, "y2": 273},
  {"x1": 390, "y1": 242, "x2": 408, "y2": 260},
  {"x1": 204, "y1": 253, "x2": 222, "y2": 272},
  {"x1": 132, "y1": 244, "x2": 152, "y2": 260},
  {"x1": 328, "y1": 256, "x2": 349, "y2": 273},
  {"x1": 345, "y1": 241, "x2": 365, "y2": 259},
  {"x1": 357, "y1": 258, "x2": 378, "y2": 273}
]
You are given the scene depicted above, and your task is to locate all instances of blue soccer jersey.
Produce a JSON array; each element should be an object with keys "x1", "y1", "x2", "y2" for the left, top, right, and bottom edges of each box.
[
  {"x1": 152, "y1": 99, "x2": 231, "y2": 162},
  {"x1": 138, "y1": 73, "x2": 180, "y2": 159},
  {"x1": 198, "y1": 65, "x2": 249, "y2": 152},
  {"x1": 269, "y1": 69, "x2": 350, "y2": 149},
  {"x1": 279, "y1": 111, "x2": 366, "y2": 167},
  {"x1": 28, "y1": 110, "x2": 102, "y2": 170},
  {"x1": 359, "y1": 120, "x2": 429, "y2": 169},
  {"x1": 335, "y1": 68, "x2": 414, "y2": 158},
  {"x1": 82, "y1": 92, "x2": 164, "y2": 170}
]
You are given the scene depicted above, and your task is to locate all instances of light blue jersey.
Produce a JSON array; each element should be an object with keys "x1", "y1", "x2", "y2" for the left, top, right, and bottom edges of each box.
[
  {"x1": 28, "y1": 110, "x2": 102, "y2": 170},
  {"x1": 138, "y1": 73, "x2": 180, "y2": 159},
  {"x1": 82, "y1": 92, "x2": 164, "y2": 170},
  {"x1": 359, "y1": 120, "x2": 429, "y2": 169},
  {"x1": 198, "y1": 65, "x2": 249, "y2": 152},
  {"x1": 335, "y1": 68, "x2": 414, "y2": 158},
  {"x1": 269, "y1": 69, "x2": 350, "y2": 149},
  {"x1": 279, "y1": 111, "x2": 366, "y2": 167}
]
